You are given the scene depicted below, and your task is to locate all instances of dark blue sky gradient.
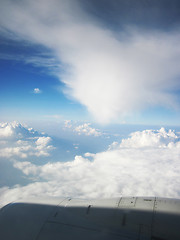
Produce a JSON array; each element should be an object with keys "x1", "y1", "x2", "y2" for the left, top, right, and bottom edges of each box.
[{"x1": 81, "y1": 0, "x2": 180, "y2": 30}]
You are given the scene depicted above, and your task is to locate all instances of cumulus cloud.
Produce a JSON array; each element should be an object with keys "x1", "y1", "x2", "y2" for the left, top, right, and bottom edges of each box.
[
  {"x1": 0, "y1": 122, "x2": 54, "y2": 159},
  {"x1": 0, "y1": 123, "x2": 13, "y2": 137},
  {"x1": 33, "y1": 88, "x2": 41, "y2": 94},
  {"x1": 1, "y1": 127, "x2": 180, "y2": 206},
  {"x1": 119, "y1": 128, "x2": 179, "y2": 149},
  {"x1": 74, "y1": 123, "x2": 102, "y2": 136},
  {"x1": 64, "y1": 120, "x2": 73, "y2": 129},
  {"x1": 0, "y1": 0, "x2": 180, "y2": 123},
  {"x1": 64, "y1": 121, "x2": 102, "y2": 136}
]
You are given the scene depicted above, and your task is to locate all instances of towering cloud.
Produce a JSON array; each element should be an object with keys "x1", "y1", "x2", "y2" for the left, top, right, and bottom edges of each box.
[{"x1": 0, "y1": 0, "x2": 180, "y2": 123}]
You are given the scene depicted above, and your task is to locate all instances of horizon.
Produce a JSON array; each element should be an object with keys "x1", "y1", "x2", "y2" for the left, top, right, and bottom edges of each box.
[{"x1": 0, "y1": 0, "x2": 180, "y2": 204}]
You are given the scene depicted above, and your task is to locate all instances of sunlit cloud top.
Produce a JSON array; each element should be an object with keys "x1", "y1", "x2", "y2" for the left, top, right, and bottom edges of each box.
[{"x1": 1, "y1": 123, "x2": 180, "y2": 205}]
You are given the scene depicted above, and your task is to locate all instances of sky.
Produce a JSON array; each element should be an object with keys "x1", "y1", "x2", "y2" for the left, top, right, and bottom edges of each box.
[{"x1": 0, "y1": 0, "x2": 180, "y2": 205}]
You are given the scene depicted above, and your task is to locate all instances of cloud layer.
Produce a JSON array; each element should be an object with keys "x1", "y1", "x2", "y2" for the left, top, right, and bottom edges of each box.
[
  {"x1": 0, "y1": 0, "x2": 180, "y2": 123},
  {"x1": 0, "y1": 122, "x2": 54, "y2": 159},
  {"x1": 0, "y1": 126, "x2": 180, "y2": 206}
]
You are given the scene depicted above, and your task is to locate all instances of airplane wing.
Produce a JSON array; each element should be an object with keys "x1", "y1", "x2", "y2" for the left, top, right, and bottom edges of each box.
[{"x1": 0, "y1": 197, "x2": 180, "y2": 240}]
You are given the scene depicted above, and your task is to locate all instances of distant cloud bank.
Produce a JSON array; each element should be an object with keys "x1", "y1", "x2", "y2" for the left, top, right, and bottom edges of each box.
[{"x1": 0, "y1": 122, "x2": 180, "y2": 206}]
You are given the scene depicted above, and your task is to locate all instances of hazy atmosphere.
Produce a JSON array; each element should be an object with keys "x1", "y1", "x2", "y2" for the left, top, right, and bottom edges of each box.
[{"x1": 0, "y1": 0, "x2": 180, "y2": 206}]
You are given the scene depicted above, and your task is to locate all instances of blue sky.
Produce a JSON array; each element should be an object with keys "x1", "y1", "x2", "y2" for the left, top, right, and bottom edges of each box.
[
  {"x1": 0, "y1": 0, "x2": 180, "y2": 127},
  {"x1": 0, "y1": 0, "x2": 180, "y2": 204},
  {"x1": 0, "y1": 39, "x2": 89, "y2": 123}
]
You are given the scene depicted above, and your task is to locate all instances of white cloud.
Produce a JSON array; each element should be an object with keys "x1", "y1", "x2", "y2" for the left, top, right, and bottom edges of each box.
[
  {"x1": 0, "y1": 122, "x2": 54, "y2": 159},
  {"x1": 0, "y1": 53, "x2": 60, "y2": 75},
  {"x1": 64, "y1": 120, "x2": 73, "y2": 129},
  {"x1": 64, "y1": 121, "x2": 102, "y2": 137},
  {"x1": 74, "y1": 123, "x2": 102, "y2": 136},
  {"x1": 33, "y1": 88, "x2": 41, "y2": 94},
  {"x1": 0, "y1": 0, "x2": 180, "y2": 123},
  {"x1": 0, "y1": 122, "x2": 14, "y2": 137},
  {"x1": 84, "y1": 152, "x2": 95, "y2": 158},
  {"x1": 36, "y1": 136, "x2": 51, "y2": 147},
  {"x1": 120, "y1": 128, "x2": 179, "y2": 149},
  {"x1": 1, "y1": 127, "x2": 180, "y2": 206},
  {"x1": 13, "y1": 161, "x2": 38, "y2": 175}
]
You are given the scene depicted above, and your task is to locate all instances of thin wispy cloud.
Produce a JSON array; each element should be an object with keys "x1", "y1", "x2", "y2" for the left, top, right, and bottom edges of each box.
[
  {"x1": 43, "y1": 114, "x2": 62, "y2": 120},
  {"x1": 0, "y1": 0, "x2": 180, "y2": 123}
]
